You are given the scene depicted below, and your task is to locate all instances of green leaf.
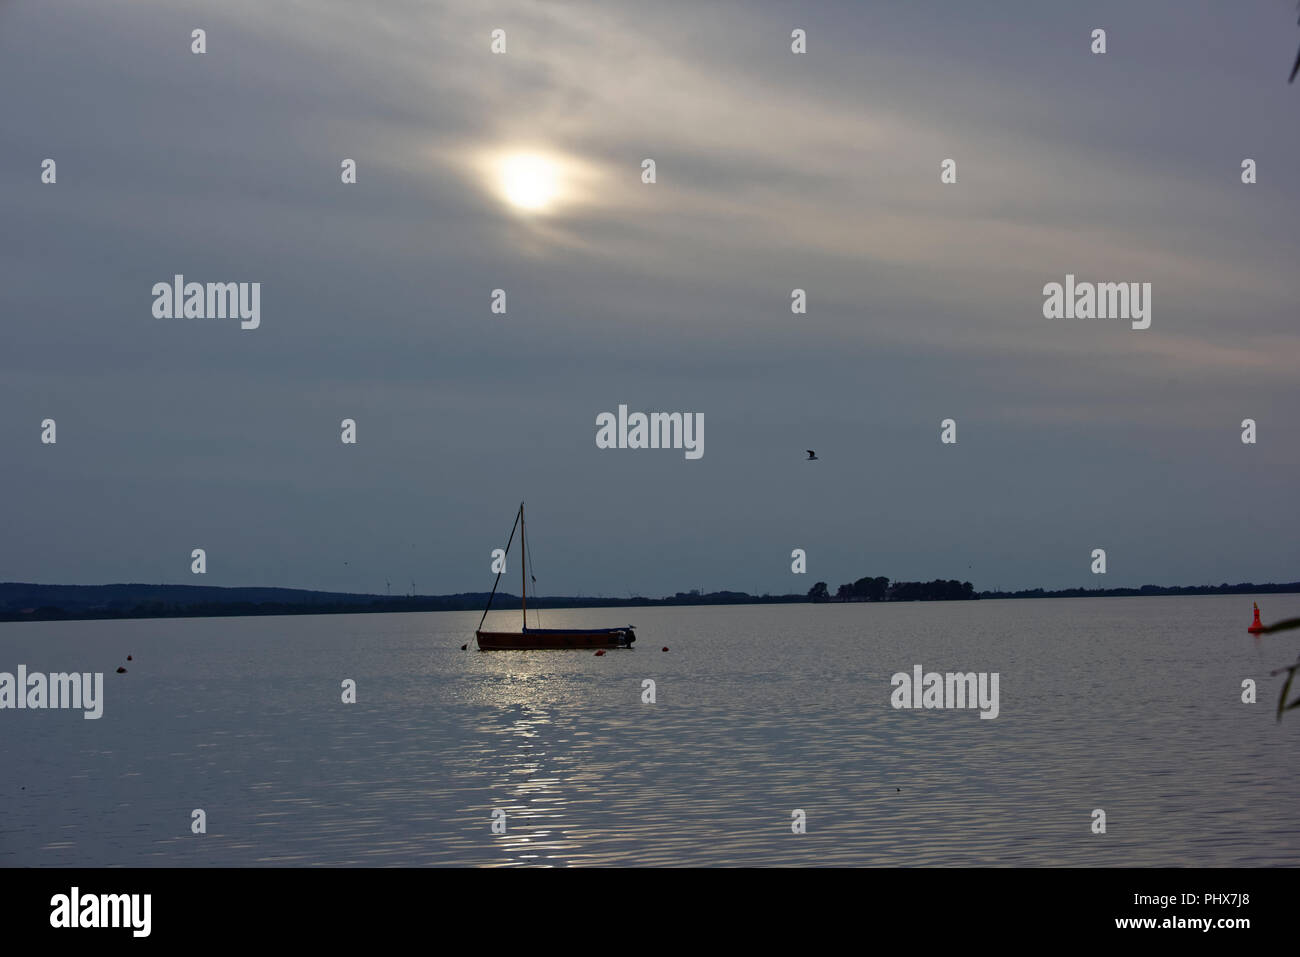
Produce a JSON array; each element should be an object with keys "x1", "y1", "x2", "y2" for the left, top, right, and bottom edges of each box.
[{"x1": 1278, "y1": 662, "x2": 1299, "y2": 722}]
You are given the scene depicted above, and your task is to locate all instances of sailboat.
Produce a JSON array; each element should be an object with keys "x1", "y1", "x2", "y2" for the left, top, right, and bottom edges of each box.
[{"x1": 474, "y1": 503, "x2": 637, "y2": 650}]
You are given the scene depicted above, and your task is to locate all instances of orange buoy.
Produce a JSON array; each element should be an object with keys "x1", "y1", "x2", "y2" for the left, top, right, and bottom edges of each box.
[
  {"x1": 1248, "y1": 602, "x2": 1264, "y2": 635},
  {"x1": 116, "y1": 666, "x2": 127, "y2": 673}
]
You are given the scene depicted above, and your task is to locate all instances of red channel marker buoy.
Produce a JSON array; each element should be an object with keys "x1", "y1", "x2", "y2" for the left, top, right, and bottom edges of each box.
[
  {"x1": 126, "y1": 655, "x2": 132, "y2": 661},
  {"x1": 662, "y1": 647, "x2": 669, "y2": 652},
  {"x1": 1248, "y1": 602, "x2": 1265, "y2": 635},
  {"x1": 594, "y1": 649, "x2": 606, "y2": 656}
]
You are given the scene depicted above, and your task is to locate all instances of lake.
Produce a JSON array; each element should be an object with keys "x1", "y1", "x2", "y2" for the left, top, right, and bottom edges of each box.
[{"x1": 1, "y1": 595, "x2": 1296, "y2": 866}]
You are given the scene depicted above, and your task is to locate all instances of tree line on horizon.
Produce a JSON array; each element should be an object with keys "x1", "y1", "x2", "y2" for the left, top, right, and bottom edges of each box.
[
  {"x1": 806, "y1": 577, "x2": 977, "y2": 602},
  {"x1": 4, "y1": 579, "x2": 1299, "y2": 623}
]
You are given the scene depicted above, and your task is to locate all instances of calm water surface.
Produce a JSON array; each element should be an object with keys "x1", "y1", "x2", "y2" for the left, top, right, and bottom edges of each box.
[{"x1": 2, "y1": 596, "x2": 1297, "y2": 866}]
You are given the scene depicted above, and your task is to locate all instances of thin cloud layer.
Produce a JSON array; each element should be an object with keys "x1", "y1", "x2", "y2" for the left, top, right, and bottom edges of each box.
[{"x1": 1, "y1": 0, "x2": 1296, "y2": 594}]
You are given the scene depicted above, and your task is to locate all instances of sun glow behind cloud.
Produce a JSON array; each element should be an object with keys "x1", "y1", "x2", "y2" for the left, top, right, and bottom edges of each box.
[
  {"x1": 497, "y1": 152, "x2": 560, "y2": 211},
  {"x1": 485, "y1": 147, "x2": 613, "y2": 217}
]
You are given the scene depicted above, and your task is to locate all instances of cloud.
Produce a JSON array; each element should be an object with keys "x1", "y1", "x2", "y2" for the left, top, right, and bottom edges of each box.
[{"x1": 1, "y1": 0, "x2": 1297, "y2": 592}]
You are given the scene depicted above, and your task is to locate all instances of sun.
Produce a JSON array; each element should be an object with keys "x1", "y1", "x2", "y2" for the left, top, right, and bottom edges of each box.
[{"x1": 498, "y1": 153, "x2": 560, "y2": 212}]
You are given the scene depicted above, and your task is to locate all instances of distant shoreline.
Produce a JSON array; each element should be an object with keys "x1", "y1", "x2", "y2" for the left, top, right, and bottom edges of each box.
[{"x1": 1, "y1": 580, "x2": 1297, "y2": 624}]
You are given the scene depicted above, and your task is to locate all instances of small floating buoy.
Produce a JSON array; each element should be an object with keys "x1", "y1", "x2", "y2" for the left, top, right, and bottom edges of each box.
[
  {"x1": 116, "y1": 666, "x2": 127, "y2": 673},
  {"x1": 126, "y1": 655, "x2": 132, "y2": 661},
  {"x1": 1248, "y1": 602, "x2": 1265, "y2": 635},
  {"x1": 661, "y1": 646, "x2": 669, "y2": 652},
  {"x1": 460, "y1": 644, "x2": 468, "y2": 650},
  {"x1": 594, "y1": 649, "x2": 606, "y2": 656}
]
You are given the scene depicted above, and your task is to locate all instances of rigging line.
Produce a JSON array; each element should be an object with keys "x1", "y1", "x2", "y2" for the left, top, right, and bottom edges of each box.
[{"x1": 476, "y1": 504, "x2": 522, "y2": 633}]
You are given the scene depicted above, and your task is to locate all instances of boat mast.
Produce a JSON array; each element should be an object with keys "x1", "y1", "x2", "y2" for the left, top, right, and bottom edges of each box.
[{"x1": 520, "y1": 502, "x2": 526, "y2": 629}]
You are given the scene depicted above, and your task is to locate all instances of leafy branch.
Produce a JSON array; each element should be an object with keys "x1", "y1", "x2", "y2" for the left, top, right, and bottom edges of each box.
[{"x1": 1256, "y1": 616, "x2": 1300, "y2": 720}]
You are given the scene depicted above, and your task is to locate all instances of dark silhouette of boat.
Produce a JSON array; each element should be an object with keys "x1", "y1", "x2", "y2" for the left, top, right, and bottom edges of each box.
[{"x1": 474, "y1": 503, "x2": 636, "y2": 650}]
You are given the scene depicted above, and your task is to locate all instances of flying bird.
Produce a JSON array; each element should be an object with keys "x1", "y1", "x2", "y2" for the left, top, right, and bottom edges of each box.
[{"x1": 806, "y1": 450, "x2": 818, "y2": 460}]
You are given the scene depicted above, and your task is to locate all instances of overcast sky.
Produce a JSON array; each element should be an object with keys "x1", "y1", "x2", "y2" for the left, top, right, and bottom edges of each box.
[{"x1": 2, "y1": 0, "x2": 1298, "y2": 596}]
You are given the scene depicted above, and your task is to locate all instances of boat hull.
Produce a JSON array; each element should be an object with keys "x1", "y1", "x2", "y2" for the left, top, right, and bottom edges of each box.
[{"x1": 475, "y1": 627, "x2": 636, "y2": 650}]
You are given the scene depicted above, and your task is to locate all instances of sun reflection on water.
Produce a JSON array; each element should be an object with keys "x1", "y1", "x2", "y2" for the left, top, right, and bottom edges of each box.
[{"x1": 485, "y1": 703, "x2": 578, "y2": 866}]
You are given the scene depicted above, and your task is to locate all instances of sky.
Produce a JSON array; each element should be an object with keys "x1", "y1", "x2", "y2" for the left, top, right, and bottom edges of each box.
[{"x1": 2, "y1": 0, "x2": 1298, "y2": 597}]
